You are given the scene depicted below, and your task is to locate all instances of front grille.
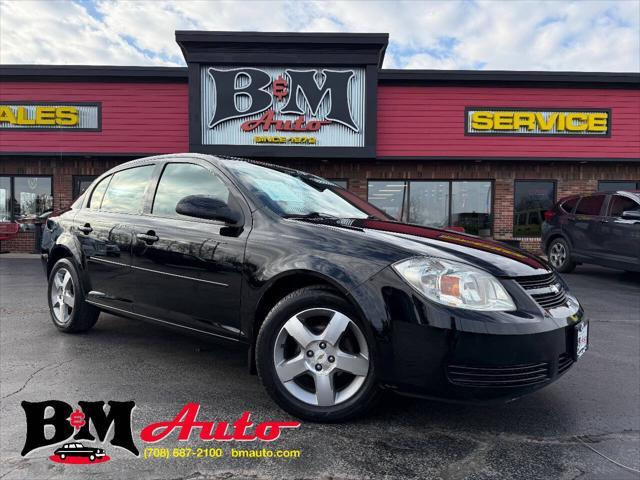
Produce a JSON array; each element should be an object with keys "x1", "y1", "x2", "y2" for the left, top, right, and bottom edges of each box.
[
  {"x1": 515, "y1": 272, "x2": 568, "y2": 310},
  {"x1": 558, "y1": 353, "x2": 574, "y2": 375},
  {"x1": 447, "y1": 362, "x2": 550, "y2": 388}
]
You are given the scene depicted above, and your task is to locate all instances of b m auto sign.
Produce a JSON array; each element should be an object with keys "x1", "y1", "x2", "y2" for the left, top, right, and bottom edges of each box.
[{"x1": 200, "y1": 66, "x2": 366, "y2": 147}]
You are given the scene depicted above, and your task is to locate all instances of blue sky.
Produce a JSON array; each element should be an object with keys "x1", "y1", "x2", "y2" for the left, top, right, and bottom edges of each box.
[{"x1": 1, "y1": 0, "x2": 638, "y2": 71}]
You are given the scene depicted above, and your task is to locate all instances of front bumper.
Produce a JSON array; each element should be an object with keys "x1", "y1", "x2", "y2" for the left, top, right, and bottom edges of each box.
[{"x1": 351, "y1": 266, "x2": 586, "y2": 402}]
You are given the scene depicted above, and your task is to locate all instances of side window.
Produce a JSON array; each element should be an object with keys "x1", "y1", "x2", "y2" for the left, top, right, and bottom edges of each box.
[
  {"x1": 560, "y1": 197, "x2": 578, "y2": 213},
  {"x1": 609, "y1": 195, "x2": 640, "y2": 217},
  {"x1": 101, "y1": 165, "x2": 155, "y2": 214},
  {"x1": 88, "y1": 175, "x2": 111, "y2": 210},
  {"x1": 152, "y1": 163, "x2": 230, "y2": 218},
  {"x1": 574, "y1": 195, "x2": 605, "y2": 216}
]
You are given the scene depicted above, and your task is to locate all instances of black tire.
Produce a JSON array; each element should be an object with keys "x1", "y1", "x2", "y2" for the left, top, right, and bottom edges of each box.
[
  {"x1": 547, "y1": 238, "x2": 576, "y2": 273},
  {"x1": 256, "y1": 285, "x2": 380, "y2": 422},
  {"x1": 47, "y1": 258, "x2": 100, "y2": 333}
]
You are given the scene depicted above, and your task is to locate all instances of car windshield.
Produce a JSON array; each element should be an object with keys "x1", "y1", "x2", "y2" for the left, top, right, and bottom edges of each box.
[{"x1": 225, "y1": 161, "x2": 380, "y2": 219}]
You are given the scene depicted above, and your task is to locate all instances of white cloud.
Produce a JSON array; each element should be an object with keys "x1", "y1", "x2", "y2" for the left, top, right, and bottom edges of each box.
[{"x1": 0, "y1": 0, "x2": 638, "y2": 71}]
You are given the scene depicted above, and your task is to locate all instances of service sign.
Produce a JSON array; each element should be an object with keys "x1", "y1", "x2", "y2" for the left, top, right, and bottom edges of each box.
[
  {"x1": 465, "y1": 108, "x2": 610, "y2": 136},
  {"x1": 0, "y1": 102, "x2": 101, "y2": 130},
  {"x1": 200, "y1": 66, "x2": 366, "y2": 147}
]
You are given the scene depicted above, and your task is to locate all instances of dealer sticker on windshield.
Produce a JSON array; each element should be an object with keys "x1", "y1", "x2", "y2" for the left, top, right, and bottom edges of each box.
[{"x1": 575, "y1": 321, "x2": 589, "y2": 359}]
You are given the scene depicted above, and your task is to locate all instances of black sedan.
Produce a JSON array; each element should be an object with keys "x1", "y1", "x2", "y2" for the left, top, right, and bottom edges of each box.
[
  {"x1": 42, "y1": 154, "x2": 588, "y2": 421},
  {"x1": 54, "y1": 443, "x2": 105, "y2": 461}
]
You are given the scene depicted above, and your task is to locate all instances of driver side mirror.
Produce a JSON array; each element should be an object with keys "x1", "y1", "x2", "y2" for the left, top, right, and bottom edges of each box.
[
  {"x1": 175, "y1": 195, "x2": 242, "y2": 225},
  {"x1": 621, "y1": 210, "x2": 640, "y2": 221}
]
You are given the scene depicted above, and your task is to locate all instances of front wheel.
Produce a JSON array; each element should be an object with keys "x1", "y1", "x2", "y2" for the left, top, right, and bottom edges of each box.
[
  {"x1": 547, "y1": 238, "x2": 576, "y2": 273},
  {"x1": 256, "y1": 286, "x2": 380, "y2": 422}
]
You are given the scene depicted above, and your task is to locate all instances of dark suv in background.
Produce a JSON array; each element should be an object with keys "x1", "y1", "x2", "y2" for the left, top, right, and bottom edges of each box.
[{"x1": 542, "y1": 190, "x2": 640, "y2": 273}]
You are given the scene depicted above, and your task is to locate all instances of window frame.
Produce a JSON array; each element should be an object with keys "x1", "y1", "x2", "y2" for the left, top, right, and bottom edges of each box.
[
  {"x1": 0, "y1": 174, "x2": 54, "y2": 222},
  {"x1": 512, "y1": 179, "x2": 557, "y2": 238},
  {"x1": 98, "y1": 164, "x2": 156, "y2": 216},
  {"x1": 366, "y1": 178, "x2": 495, "y2": 235}
]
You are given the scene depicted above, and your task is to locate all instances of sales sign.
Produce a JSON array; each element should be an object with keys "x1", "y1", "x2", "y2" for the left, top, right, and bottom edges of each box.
[
  {"x1": 0, "y1": 103, "x2": 101, "y2": 130},
  {"x1": 466, "y1": 108, "x2": 610, "y2": 136}
]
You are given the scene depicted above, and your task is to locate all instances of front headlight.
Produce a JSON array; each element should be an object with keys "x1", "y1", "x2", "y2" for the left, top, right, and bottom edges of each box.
[{"x1": 392, "y1": 257, "x2": 516, "y2": 311}]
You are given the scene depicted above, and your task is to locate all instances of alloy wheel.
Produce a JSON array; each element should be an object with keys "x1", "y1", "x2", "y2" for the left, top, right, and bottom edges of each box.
[
  {"x1": 50, "y1": 268, "x2": 75, "y2": 325},
  {"x1": 273, "y1": 308, "x2": 369, "y2": 407},
  {"x1": 549, "y1": 242, "x2": 567, "y2": 268}
]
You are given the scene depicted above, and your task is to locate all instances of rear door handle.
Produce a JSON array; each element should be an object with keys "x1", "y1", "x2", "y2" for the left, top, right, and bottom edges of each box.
[
  {"x1": 78, "y1": 224, "x2": 93, "y2": 234},
  {"x1": 137, "y1": 232, "x2": 159, "y2": 244}
]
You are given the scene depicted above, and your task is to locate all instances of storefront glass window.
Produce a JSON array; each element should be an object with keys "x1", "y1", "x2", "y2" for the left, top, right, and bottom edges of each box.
[
  {"x1": 0, "y1": 176, "x2": 10, "y2": 222},
  {"x1": 367, "y1": 181, "x2": 407, "y2": 220},
  {"x1": 12, "y1": 177, "x2": 53, "y2": 220},
  {"x1": 598, "y1": 180, "x2": 640, "y2": 191},
  {"x1": 513, "y1": 181, "x2": 555, "y2": 237},
  {"x1": 73, "y1": 175, "x2": 98, "y2": 199},
  {"x1": 452, "y1": 181, "x2": 492, "y2": 236},
  {"x1": 368, "y1": 180, "x2": 493, "y2": 235},
  {"x1": 408, "y1": 181, "x2": 449, "y2": 228}
]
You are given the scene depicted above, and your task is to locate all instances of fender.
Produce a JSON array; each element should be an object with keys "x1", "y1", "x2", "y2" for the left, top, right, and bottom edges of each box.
[
  {"x1": 240, "y1": 254, "x2": 385, "y2": 343},
  {"x1": 47, "y1": 231, "x2": 92, "y2": 295}
]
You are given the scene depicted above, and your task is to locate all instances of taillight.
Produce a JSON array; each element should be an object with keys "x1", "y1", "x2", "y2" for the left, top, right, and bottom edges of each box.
[{"x1": 543, "y1": 210, "x2": 556, "y2": 221}]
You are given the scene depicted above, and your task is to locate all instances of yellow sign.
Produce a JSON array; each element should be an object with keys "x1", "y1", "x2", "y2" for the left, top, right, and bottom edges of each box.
[
  {"x1": 254, "y1": 136, "x2": 317, "y2": 144},
  {"x1": 467, "y1": 109, "x2": 609, "y2": 135},
  {"x1": 0, "y1": 105, "x2": 79, "y2": 127}
]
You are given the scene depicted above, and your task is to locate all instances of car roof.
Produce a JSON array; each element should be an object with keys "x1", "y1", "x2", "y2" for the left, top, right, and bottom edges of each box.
[{"x1": 99, "y1": 153, "x2": 317, "y2": 183}]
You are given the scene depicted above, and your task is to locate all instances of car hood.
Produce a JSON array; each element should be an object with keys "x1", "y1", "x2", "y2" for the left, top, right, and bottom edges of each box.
[{"x1": 328, "y1": 218, "x2": 551, "y2": 277}]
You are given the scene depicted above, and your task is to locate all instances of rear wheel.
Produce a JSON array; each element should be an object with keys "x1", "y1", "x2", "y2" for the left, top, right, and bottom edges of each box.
[
  {"x1": 48, "y1": 258, "x2": 100, "y2": 333},
  {"x1": 547, "y1": 238, "x2": 576, "y2": 273},
  {"x1": 256, "y1": 286, "x2": 380, "y2": 422}
]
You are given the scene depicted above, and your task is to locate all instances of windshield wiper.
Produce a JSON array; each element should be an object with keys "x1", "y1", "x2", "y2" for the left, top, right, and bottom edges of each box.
[{"x1": 283, "y1": 212, "x2": 341, "y2": 220}]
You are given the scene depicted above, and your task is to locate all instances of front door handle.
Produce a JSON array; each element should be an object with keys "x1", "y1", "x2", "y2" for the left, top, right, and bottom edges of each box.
[
  {"x1": 78, "y1": 224, "x2": 93, "y2": 234},
  {"x1": 137, "y1": 231, "x2": 159, "y2": 244}
]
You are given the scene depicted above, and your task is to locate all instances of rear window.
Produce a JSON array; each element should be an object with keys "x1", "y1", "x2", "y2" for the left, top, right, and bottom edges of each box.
[
  {"x1": 101, "y1": 165, "x2": 155, "y2": 214},
  {"x1": 574, "y1": 195, "x2": 605, "y2": 216},
  {"x1": 560, "y1": 197, "x2": 579, "y2": 213}
]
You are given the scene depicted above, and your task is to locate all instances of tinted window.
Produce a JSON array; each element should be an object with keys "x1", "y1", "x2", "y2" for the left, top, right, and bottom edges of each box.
[
  {"x1": 598, "y1": 181, "x2": 639, "y2": 192},
  {"x1": 609, "y1": 195, "x2": 640, "y2": 217},
  {"x1": 101, "y1": 166, "x2": 154, "y2": 214},
  {"x1": 152, "y1": 163, "x2": 230, "y2": 218},
  {"x1": 575, "y1": 195, "x2": 605, "y2": 216},
  {"x1": 513, "y1": 181, "x2": 555, "y2": 237},
  {"x1": 560, "y1": 197, "x2": 579, "y2": 213},
  {"x1": 89, "y1": 175, "x2": 111, "y2": 209}
]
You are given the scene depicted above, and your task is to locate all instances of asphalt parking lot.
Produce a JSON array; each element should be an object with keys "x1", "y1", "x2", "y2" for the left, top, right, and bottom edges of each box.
[{"x1": 1, "y1": 256, "x2": 638, "y2": 480}]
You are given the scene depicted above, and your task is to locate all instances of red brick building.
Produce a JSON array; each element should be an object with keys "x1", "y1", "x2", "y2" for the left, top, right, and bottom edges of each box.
[{"x1": 1, "y1": 32, "x2": 639, "y2": 253}]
